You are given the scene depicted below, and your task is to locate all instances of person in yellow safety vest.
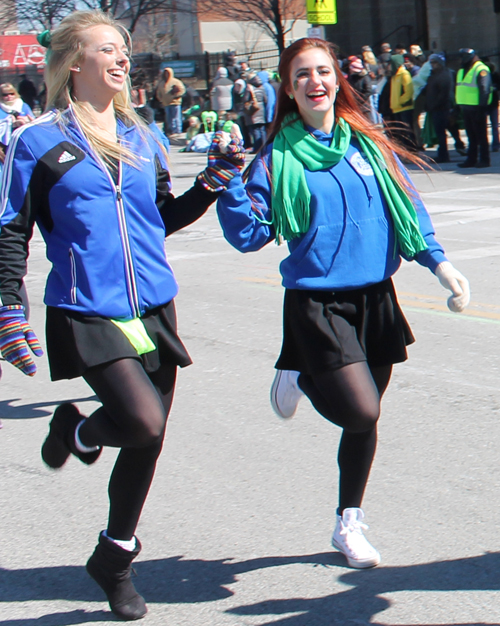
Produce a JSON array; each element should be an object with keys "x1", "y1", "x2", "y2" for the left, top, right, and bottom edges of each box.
[{"x1": 455, "y1": 48, "x2": 492, "y2": 168}]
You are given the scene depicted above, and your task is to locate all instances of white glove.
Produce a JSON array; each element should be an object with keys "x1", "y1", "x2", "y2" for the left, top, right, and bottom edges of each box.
[{"x1": 435, "y1": 261, "x2": 470, "y2": 312}]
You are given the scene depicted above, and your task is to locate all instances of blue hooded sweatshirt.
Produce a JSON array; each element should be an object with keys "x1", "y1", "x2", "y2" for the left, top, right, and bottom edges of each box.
[
  {"x1": 257, "y1": 71, "x2": 277, "y2": 124},
  {"x1": 217, "y1": 127, "x2": 447, "y2": 291}
]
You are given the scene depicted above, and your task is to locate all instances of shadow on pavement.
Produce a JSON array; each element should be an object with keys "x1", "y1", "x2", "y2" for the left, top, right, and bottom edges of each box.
[
  {"x1": 0, "y1": 396, "x2": 98, "y2": 419},
  {"x1": 227, "y1": 550, "x2": 500, "y2": 625},
  {"x1": 0, "y1": 611, "x2": 109, "y2": 626},
  {"x1": 1, "y1": 552, "x2": 500, "y2": 624}
]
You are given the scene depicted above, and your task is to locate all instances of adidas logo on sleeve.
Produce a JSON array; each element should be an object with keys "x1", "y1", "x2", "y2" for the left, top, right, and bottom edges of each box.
[
  {"x1": 40, "y1": 141, "x2": 86, "y2": 178},
  {"x1": 58, "y1": 150, "x2": 77, "y2": 164}
]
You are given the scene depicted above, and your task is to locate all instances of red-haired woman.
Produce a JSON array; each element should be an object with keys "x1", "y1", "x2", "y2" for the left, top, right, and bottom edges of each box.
[{"x1": 215, "y1": 38, "x2": 470, "y2": 568}]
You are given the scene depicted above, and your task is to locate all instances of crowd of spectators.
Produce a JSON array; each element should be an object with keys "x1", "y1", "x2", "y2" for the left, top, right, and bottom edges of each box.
[
  {"x1": 2, "y1": 44, "x2": 500, "y2": 167},
  {"x1": 337, "y1": 42, "x2": 499, "y2": 166},
  {"x1": 153, "y1": 53, "x2": 278, "y2": 153}
]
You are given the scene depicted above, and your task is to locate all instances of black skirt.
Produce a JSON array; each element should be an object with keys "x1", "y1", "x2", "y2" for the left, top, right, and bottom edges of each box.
[
  {"x1": 46, "y1": 301, "x2": 192, "y2": 381},
  {"x1": 275, "y1": 278, "x2": 414, "y2": 374}
]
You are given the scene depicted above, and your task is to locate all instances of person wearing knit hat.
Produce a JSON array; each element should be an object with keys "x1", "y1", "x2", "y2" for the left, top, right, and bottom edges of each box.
[
  {"x1": 428, "y1": 53, "x2": 445, "y2": 66},
  {"x1": 210, "y1": 66, "x2": 234, "y2": 117}
]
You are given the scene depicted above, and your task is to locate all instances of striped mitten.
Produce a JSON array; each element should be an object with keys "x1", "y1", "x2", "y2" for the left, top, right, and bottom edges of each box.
[
  {"x1": 197, "y1": 130, "x2": 245, "y2": 192},
  {"x1": 0, "y1": 305, "x2": 43, "y2": 376}
]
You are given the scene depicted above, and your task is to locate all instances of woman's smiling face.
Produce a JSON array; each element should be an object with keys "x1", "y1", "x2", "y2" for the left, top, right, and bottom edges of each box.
[
  {"x1": 72, "y1": 24, "x2": 130, "y2": 103},
  {"x1": 287, "y1": 47, "x2": 338, "y2": 131}
]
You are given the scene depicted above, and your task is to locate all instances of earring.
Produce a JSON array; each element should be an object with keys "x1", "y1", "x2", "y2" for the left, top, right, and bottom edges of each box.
[
  {"x1": 72, "y1": 67, "x2": 81, "y2": 73},
  {"x1": 336, "y1": 86, "x2": 339, "y2": 92},
  {"x1": 289, "y1": 93, "x2": 294, "y2": 100}
]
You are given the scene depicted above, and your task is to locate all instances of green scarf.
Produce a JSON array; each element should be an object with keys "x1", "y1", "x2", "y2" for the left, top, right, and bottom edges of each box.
[{"x1": 270, "y1": 115, "x2": 428, "y2": 258}]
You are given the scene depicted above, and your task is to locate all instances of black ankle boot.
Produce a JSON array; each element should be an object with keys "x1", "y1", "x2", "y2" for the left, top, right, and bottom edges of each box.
[
  {"x1": 86, "y1": 532, "x2": 147, "y2": 621},
  {"x1": 41, "y1": 403, "x2": 102, "y2": 469}
]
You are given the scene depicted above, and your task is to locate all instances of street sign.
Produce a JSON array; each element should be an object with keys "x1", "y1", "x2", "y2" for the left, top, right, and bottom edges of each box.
[
  {"x1": 307, "y1": 26, "x2": 325, "y2": 39},
  {"x1": 306, "y1": 0, "x2": 337, "y2": 25},
  {"x1": 159, "y1": 60, "x2": 196, "y2": 78}
]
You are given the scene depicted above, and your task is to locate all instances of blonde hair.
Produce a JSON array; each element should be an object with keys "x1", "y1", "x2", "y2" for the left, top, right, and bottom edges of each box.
[
  {"x1": 362, "y1": 50, "x2": 377, "y2": 66},
  {"x1": 0, "y1": 83, "x2": 20, "y2": 98},
  {"x1": 44, "y1": 10, "x2": 153, "y2": 166}
]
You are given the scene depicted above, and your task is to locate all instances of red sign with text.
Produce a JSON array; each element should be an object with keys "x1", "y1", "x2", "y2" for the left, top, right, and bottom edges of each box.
[{"x1": 0, "y1": 34, "x2": 45, "y2": 69}]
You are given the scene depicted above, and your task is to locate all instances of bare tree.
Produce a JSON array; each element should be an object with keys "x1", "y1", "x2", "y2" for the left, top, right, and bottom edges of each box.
[
  {"x1": 131, "y1": 12, "x2": 175, "y2": 56},
  {"x1": 233, "y1": 22, "x2": 264, "y2": 59},
  {"x1": 198, "y1": 0, "x2": 306, "y2": 53},
  {"x1": 80, "y1": 0, "x2": 189, "y2": 34},
  {"x1": 0, "y1": 0, "x2": 75, "y2": 31}
]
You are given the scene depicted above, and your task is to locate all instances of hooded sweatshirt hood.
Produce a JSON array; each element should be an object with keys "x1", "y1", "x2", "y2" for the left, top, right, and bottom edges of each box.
[
  {"x1": 390, "y1": 54, "x2": 405, "y2": 74},
  {"x1": 163, "y1": 67, "x2": 174, "y2": 81},
  {"x1": 257, "y1": 70, "x2": 270, "y2": 84}
]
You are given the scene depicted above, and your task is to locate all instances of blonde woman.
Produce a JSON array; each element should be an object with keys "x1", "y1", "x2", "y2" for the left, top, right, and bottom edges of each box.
[
  {"x1": 0, "y1": 11, "x2": 244, "y2": 620},
  {"x1": 0, "y1": 82, "x2": 34, "y2": 124}
]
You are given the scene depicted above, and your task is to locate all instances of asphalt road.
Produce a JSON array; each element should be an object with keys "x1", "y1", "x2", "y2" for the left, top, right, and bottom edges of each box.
[{"x1": 2, "y1": 142, "x2": 500, "y2": 626}]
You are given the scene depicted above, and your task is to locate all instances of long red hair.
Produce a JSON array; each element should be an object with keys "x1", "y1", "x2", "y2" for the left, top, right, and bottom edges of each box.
[{"x1": 266, "y1": 38, "x2": 426, "y2": 194}]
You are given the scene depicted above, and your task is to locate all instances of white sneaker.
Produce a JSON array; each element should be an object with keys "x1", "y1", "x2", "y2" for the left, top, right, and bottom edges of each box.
[
  {"x1": 331, "y1": 507, "x2": 381, "y2": 569},
  {"x1": 270, "y1": 370, "x2": 304, "y2": 418}
]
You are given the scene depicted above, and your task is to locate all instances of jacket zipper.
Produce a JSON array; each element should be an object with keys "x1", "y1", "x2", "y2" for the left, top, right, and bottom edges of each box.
[
  {"x1": 114, "y1": 160, "x2": 141, "y2": 318},
  {"x1": 69, "y1": 112, "x2": 141, "y2": 318},
  {"x1": 68, "y1": 248, "x2": 77, "y2": 304}
]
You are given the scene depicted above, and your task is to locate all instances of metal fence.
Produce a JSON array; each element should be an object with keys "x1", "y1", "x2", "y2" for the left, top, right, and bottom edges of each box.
[
  {"x1": 132, "y1": 46, "x2": 280, "y2": 94},
  {"x1": 0, "y1": 66, "x2": 44, "y2": 91},
  {"x1": 239, "y1": 47, "x2": 280, "y2": 74},
  {"x1": 0, "y1": 46, "x2": 281, "y2": 105}
]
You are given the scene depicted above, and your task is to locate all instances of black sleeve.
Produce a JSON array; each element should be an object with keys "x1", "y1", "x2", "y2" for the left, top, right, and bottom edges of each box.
[
  {"x1": 0, "y1": 212, "x2": 35, "y2": 306},
  {"x1": 155, "y1": 155, "x2": 222, "y2": 236},
  {"x1": 478, "y1": 70, "x2": 492, "y2": 107},
  {"x1": 0, "y1": 141, "x2": 41, "y2": 306},
  {"x1": 0, "y1": 139, "x2": 85, "y2": 306}
]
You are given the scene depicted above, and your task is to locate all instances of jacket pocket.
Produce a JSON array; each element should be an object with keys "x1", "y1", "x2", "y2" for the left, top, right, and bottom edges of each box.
[{"x1": 68, "y1": 248, "x2": 77, "y2": 304}]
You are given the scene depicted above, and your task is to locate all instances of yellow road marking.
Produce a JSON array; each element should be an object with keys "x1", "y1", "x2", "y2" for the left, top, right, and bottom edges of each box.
[{"x1": 237, "y1": 277, "x2": 500, "y2": 323}]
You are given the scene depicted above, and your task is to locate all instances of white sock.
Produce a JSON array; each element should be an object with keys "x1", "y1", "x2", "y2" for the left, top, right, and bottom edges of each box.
[
  {"x1": 74, "y1": 419, "x2": 100, "y2": 453},
  {"x1": 103, "y1": 529, "x2": 137, "y2": 551}
]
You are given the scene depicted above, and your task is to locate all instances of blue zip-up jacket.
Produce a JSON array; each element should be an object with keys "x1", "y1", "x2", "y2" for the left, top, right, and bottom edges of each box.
[
  {"x1": 217, "y1": 128, "x2": 447, "y2": 291},
  {"x1": 0, "y1": 108, "x2": 218, "y2": 318}
]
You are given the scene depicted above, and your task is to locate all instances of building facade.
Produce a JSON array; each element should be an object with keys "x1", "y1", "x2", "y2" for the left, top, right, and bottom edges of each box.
[{"x1": 324, "y1": 0, "x2": 500, "y2": 58}]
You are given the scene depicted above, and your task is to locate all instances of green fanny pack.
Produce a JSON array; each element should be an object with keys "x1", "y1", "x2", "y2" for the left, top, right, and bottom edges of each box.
[{"x1": 111, "y1": 318, "x2": 156, "y2": 355}]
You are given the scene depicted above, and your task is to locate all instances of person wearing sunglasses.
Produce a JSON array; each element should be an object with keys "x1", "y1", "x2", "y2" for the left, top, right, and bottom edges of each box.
[{"x1": 0, "y1": 83, "x2": 34, "y2": 127}]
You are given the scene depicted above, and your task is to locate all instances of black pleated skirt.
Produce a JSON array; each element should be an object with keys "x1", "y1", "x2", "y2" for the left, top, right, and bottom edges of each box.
[
  {"x1": 275, "y1": 278, "x2": 414, "y2": 374},
  {"x1": 46, "y1": 301, "x2": 192, "y2": 381}
]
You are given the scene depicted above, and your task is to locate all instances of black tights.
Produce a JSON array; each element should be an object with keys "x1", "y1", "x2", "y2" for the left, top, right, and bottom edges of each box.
[
  {"x1": 298, "y1": 362, "x2": 392, "y2": 513},
  {"x1": 79, "y1": 358, "x2": 176, "y2": 541}
]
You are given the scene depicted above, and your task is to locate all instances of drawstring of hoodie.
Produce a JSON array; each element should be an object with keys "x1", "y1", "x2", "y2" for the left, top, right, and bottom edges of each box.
[
  {"x1": 345, "y1": 155, "x2": 374, "y2": 204},
  {"x1": 329, "y1": 171, "x2": 360, "y2": 230}
]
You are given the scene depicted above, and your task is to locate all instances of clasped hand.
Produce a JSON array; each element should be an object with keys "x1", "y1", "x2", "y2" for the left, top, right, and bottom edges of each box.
[{"x1": 198, "y1": 126, "x2": 246, "y2": 193}]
